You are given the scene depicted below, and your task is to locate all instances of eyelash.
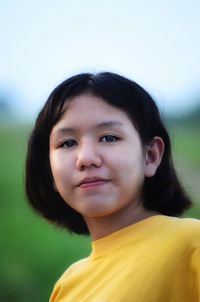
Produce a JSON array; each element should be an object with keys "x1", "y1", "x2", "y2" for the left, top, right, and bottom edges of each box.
[
  {"x1": 60, "y1": 139, "x2": 77, "y2": 148},
  {"x1": 60, "y1": 135, "x2": 120, "y2": 148},
  {"x1": 100, "y1": 135, "x2": 120, "y2": 143}
]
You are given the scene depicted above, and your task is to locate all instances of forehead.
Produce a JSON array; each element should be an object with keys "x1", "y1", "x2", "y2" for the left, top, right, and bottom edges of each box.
[{"x1": 55, "y1": 94, "x2": 133, "y2": 127}]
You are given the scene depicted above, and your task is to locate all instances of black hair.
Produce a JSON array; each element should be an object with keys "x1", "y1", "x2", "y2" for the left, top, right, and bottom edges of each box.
[{"x1": 25, "y1": 72, "x2": 192, "y2": 234}]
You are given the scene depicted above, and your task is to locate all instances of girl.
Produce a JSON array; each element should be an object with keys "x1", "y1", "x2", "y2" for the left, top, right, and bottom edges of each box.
[{"x1": 26, "y1": 72, "x2": 200, "y2": 302}]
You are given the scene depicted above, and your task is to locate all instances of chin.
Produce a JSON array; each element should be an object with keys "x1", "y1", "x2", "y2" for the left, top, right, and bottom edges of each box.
[{"x1": 81, "y1": 205, "x2": 118, "y2": 219}]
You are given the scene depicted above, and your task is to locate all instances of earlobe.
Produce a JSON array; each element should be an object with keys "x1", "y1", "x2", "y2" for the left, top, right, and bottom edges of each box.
[{"x1": 144, "y1": 137, "x2": 164, "y2": 178}]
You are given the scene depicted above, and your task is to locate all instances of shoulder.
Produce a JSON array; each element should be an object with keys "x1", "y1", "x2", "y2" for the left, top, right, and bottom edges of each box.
[
  {"x1": 179, "y1": 217, "x2": 200, "y2": 245},
  {"x1": 172, "y1": 216, "x2": 200, "y2": 233},
  {"x1": 54, "y1": 257, "x2": 89, "y2": 285},
  {"x1": 161, "y1": 215, "x2": 200, "y2": 229},
  {"x1": 162, "y1": 216, "x2": 200, "y2": 247},
  {"x1": 153, "y1": 216, "x2": 200, "y2": 269},
  {"x1": 164, "y1": 215, "x2": 200, "y2": 232},
  {"x1": 49, "y1": 258, "x2": 89, "y2": 301}
]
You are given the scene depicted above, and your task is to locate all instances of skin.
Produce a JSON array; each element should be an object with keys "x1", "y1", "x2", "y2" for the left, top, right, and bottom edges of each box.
[{"x1": 49, "y1": 94, "x2": 164, "y2": 240}]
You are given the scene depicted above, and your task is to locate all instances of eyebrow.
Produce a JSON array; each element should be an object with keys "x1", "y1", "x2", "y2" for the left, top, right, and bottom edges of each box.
[
  {"x1": 52, "y1": 121, "x2": 123, "y2": 137},
  {"x1": 96, "y1": 121, "x2": 123, "y2": 129}
]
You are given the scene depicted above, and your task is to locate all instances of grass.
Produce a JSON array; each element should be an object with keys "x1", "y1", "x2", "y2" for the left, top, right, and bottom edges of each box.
[
  {"x1": 0, "y1": 125, "x2": 90, "y2": 301},
  {"x1": 170, "y1": 124, "x2": 200, "y2": 166},
  {"x1": 169, "y1": 123, "x2": 200, "y2": 215},
  {"x1": 0, "y1": 123, "x2": 199, "y2": 301}
]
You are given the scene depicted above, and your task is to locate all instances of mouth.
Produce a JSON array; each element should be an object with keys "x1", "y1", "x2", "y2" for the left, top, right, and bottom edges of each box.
[{"x1": 78, "y1": 177, "x2": 109, "y2": 189}]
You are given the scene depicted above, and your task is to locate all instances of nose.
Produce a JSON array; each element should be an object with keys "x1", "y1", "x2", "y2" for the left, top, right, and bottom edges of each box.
[{"x1": 76, "y1": 142, "x2": 102, "y2": 170}]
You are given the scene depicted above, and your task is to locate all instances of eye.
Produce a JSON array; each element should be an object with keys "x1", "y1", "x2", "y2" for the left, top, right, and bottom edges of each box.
[
  {"x1": 60, "y1": 139, "x2": 77, "y2": 148},
  {"x1": 100, "y1": 135, "x2": 119, "y2": 143}
]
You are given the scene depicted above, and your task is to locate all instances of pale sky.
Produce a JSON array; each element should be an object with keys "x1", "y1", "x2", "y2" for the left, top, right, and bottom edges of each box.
[{"x1": 1, "y1": 0, "x2": 200, "y2": 120}]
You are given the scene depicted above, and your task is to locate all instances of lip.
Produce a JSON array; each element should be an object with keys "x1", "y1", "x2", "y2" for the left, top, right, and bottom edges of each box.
[{"x1": 78, "y1": 177, "x2": 109, "y2": 189}]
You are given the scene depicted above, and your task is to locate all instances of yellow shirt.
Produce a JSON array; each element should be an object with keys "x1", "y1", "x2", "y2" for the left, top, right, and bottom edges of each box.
[{"x1": 50, "y1": 215, "x2": 200, "y2": 302}]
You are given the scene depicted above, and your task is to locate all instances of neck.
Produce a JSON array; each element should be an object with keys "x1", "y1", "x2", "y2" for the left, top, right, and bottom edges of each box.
[{"x1": 84, "y1": 203, "x2": 159, "y2": 241}]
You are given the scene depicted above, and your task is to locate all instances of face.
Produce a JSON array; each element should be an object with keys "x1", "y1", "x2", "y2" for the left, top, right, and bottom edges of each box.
[{"x1": 49, "y1": 94, "x2": 148, "y2": 219}]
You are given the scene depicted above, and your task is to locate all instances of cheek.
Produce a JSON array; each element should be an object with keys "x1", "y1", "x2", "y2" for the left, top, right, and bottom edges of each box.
[
  {"x1": 115, "y1": 148, "x2": 144, "y2": 170},
  {"x1": 50, "y1": 156, "x2": 74, "y2": 205},
  {"x1": 114, "y1": 153, "x2": 145, "y2": 186},
  {"x1": 50, "y1": 152, "x2": 71, "y2": 187},
  {"x1": 49, "y1": 153, "x2": 59, "y2": 179}
]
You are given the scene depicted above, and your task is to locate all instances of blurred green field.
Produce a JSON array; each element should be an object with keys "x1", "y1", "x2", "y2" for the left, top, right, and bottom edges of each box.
[{"x1": 0, "y1": 123, "x2": 199, "y2": 302}]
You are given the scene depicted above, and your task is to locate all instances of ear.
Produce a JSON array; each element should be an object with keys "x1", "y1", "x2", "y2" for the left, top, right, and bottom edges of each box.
[{"x1": 144, "y1": 136, "x2": 164, "y2": 178}]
